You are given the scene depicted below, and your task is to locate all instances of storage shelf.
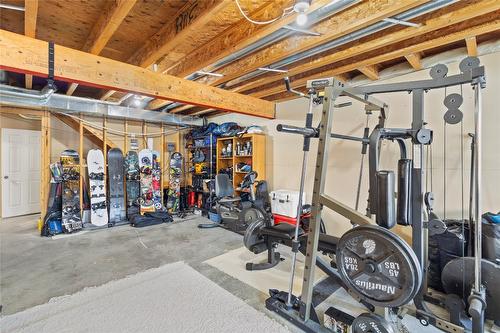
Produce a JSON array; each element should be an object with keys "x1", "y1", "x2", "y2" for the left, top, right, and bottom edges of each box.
[{"x1": 216, "y1": 133, "x2": 265, "y2": 193}]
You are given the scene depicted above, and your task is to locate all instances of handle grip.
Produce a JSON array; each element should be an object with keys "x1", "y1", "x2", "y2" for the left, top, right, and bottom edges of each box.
[{"x1": 276, "y1": 124, "x2": 316, "y2": 137}]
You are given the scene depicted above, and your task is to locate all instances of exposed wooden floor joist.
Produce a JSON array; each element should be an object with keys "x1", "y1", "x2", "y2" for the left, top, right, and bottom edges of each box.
[{"x1": 66, "y1": 0, "x2": 138, "y2": 96}]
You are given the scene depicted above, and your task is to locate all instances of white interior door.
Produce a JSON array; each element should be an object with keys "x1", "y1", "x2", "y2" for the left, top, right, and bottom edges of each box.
[{"x1": 2, "y1": 128, "x2": 41, "y2": 218}]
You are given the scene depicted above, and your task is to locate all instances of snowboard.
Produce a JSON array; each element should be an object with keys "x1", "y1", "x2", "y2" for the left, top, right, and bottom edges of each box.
[
  {"x1": 124, "y1": 151, "x2": 140, "y2": 216},
  {"x1": 87, "y1": 149, "x2": 108, "y2": 227},
  {"x1": 139, "y1": 149, "x2": 155, "y2": 213},
  {"x1": 108, "y1": 148, "x2": 126, "y2": 225},
  {"x1": 60, "y1": 149, "x2": 83, "y2": 233},
  {"x1": 152, "y1": 150, "x2": 163, "y2": 211},
  {"x1": 167, "y1": 152, "x2": 182, "y2": 213}
]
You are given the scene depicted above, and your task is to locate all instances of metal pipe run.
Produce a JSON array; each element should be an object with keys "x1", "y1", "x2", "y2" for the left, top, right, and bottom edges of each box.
[
  {"x1": 224, "y1": 0, "x2": 455, "y2": 88},
  {"x1": 0, "y1": 85, "x2": 202, "y2": 127},
  {"x1": 0, "y1": 3, "x2": 25, "y2": 11},
  {"x1": 160, "y1": 0, "x2": 359, "y2": 112}
]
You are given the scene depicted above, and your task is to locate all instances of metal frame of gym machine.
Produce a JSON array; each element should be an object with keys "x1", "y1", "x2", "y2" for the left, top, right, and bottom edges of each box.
[{"x1": 267, "y1": 62, "x2": 486, "y2": 333}]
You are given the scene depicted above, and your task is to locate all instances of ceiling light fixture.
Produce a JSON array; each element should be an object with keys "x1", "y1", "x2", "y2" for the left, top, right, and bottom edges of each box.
[
  {"x1": 293, "y1": 0, "x2": 311, "y2": 26},
  {"x1": 258, "y1": 67, "x2": 288, "y2": 73},
  {"x1": 196, "y1": 70, "x2": 224, "y2": 78}
]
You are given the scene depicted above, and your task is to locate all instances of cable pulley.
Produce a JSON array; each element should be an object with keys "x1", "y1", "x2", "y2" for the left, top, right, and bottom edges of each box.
[
  {"x1": 430, "y1": 63, "x2": 448, "y2": 79},
  {"x1": 444, "y1": 108, "x2": 463, "y2": 124}
]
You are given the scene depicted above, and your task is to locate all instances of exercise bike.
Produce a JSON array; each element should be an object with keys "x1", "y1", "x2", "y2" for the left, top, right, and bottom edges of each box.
[{"x1": 198, "y1": 171, "x2": 269, "y2": 234}]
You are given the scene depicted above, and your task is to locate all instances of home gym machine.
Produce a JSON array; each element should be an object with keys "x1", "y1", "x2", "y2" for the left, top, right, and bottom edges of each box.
[{"x1": 262, "y1": 57, "x2": 494, "y2": 333}]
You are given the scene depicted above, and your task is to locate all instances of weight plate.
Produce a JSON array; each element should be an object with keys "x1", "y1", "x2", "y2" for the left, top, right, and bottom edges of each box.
[
  {"x1": 443, "y1": 93, "x2": 463, "y2": 109},
  {"x1": 352, "y1": 313, "x2": 396, "y2": 333},
  {"x1": 243, "y1": 218, "x2": 265, "y2": 251},
  {"x1": 459, "y1": 56, "x2": 480, "y2": 73},
  {"x1": 429, "y1": 64, "x2": 448, "y2": 79},
  {"x1": 444, "y1": 109, "x2": 463, "y2": 124},
  {"x1": 336, "y1": 225, "x2": 422, "y2": 307},
  {"x1": 442, "y1": 257, "x2": 500, "y2": 320}
]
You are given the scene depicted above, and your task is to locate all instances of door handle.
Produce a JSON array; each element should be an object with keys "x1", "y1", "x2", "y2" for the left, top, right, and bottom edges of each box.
[{"x1": 3, "y1": 176, "x2": 8, "y2": 179}]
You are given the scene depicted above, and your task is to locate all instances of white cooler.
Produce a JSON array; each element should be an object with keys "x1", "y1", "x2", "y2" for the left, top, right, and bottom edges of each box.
[{"x1": 269, "y1": 190, "x2": 306, "y2": 218}]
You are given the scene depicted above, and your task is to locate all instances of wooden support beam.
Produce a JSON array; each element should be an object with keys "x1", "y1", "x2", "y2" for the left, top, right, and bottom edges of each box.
[
  {"x1": 40, "y1": 110, "x2": 50, "y2": 217},
  {"x1": 100, "y1": 90, "x2": 116, "y2": 101},
  {"x1": 24, "y1": 0, "x2": 38, "y2": 89},
  {"x1": 232, "y1": 0, "x2": 500, "y2": 95},
  {"x1": 100, "y1": 0, "x2": 228, "y2": 101},
  {"x1": 129, "y1": 0, "x2": 226, "y2": 68},
  {"x1": 0, "y1": 30, "x2": 275, "y2": 118},
  {"x1": 79, "y1": 114, "x2": 84, "y2": 215},
  {"x1": 142, "y1": 121, "x2": 147, "y2": 149},
  {"x1": 148, "y1": 0, "x2": 425, "y2": 110},
  {"x1": 124, "y1": 120, "x2": 128, "y2": 153},
  {"x1": 358, "y1": 65, "x2": 379, "y2": 80},
  {"x1": 103, "y1": 117, "x2": 108, "y2": 171},
  {"x1": 67, "y1": 0, "x2": 138, "y2": 96},
  {"x1": 198, "y1": 1, "x2": 428, "y2": 89},
  {"x1": 252, "y1": 19, "x2": 500, "y2": 98},
  {"x1": 405, "y1": 53, "x2": 423, "y2": 70},
  {"x1": 165, "y1": 0, "x2": 328, "y2": 78},
  {"x1": 465, "y1": 36, "x2": 478, "y2": 56}
]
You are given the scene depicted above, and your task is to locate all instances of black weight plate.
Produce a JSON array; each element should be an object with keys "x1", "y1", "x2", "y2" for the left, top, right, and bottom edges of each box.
[
  {"x1": 243, "y1": 218, "x2": 265, "y2": 251},
  {"x1": 352, "y1": 313, "x2": 396, "y2": 333},
  {"x1": 443, "y1": 93, "x2": 463, "y2": 109},
  {"x1": 336, "y1": 225, "x2": 422, "y2": 307},
  {"x1": 459, "y1": 56, "x2": 480, "y2": 73},
  {"x1": 444, "y1": 109, "x2": 463, "y2": 124},
  {"x1": 430, "y1": 64, "x2": 448, "y2": 79},
  {"x1": 442, "y1": 257, "x2": 500, "y2": 321}
]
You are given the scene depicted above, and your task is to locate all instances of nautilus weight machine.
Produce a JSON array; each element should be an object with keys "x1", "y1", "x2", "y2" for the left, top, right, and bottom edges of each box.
[{"x1": 265, "y1": 57, "x2": 490, "y2": 333}]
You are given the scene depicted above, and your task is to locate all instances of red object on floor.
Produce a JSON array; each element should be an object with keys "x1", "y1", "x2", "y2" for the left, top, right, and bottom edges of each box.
[
  {"x1": 273, "y1": 213, "x2": 311, "y2": 226},
  {"x1": 188, "y1": 191, "x2": 195, "y2": 207}
]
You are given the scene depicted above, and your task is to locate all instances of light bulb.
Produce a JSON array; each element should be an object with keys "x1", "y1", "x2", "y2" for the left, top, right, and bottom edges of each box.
[
  {"x1": 296, "y1": 13, "x2": 308, "y2": 26},
  {"x1": 132, "y1": 96, "x2": 141, "y2": 107}
]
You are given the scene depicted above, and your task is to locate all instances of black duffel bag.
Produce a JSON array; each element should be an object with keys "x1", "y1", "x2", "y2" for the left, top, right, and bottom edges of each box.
[{"x1": 130, "y1": 211, "x2": 173, "y2": 228}]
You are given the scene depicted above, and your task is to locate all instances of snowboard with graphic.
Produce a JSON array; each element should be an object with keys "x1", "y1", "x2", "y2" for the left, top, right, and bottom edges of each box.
[
  {"x1": 152, "y1": 150, "x2": 163, "y2": 211},
  {"x1": 167, "y1": 152, "x2": 182, "y2": 213},
  {"x1": 108, "y1": 148, "x2": 126, "y2": 225},
  {"x1": 87, "y1": 149, "x2": 108, "y2": 227},
  {"x1": 124, "y1": 151, "x2": 140, "y2": 215},
  {"x1": 139, "y1": 149, "x2": 155, "y2": 213},
  {"x1": 61, "y1": 149, "x2": 83, "y2": 232}
]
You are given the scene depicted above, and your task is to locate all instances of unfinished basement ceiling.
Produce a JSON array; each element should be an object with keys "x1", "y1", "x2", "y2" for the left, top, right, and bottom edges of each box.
[{"x1": 0, "y1": 0, "x2": 499, "y2": 118}]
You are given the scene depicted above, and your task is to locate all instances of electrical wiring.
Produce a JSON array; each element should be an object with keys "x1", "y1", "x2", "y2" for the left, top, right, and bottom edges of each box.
[{"x1": 234, "y1": 0, "x2": 294, "y2": 25}]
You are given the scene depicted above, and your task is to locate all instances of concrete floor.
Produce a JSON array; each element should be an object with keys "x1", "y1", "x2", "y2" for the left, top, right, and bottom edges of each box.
[{"x1": 0, "y1": 214, "x2": 282, "y2": 327}]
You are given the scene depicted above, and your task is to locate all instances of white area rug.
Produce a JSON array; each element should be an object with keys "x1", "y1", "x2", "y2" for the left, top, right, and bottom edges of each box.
[
  {"x1": 1, "y1": 262, "x2": 290, "y2": 333},
  {"x1": 205, "y1": 245, "x2": 443, "y2": 333},
  {"x1": 204, "y1": 245, "x2": 327, "y2": 296}
]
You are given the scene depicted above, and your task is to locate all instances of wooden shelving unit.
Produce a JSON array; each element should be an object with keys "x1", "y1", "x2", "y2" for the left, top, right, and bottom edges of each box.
[{"x1": 216, "y1": 134, "x2": 266, "y2": 192}]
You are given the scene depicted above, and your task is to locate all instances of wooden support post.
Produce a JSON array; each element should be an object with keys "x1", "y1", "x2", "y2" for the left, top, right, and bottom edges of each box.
[
  {"x1": 124, "y1": 120, "x2": 128, "y2": 153},
  {"x1": 40, "y1": 111, "x2": 51, "y2": 218},
  {"x1": 142, "y1": 121, "x2": 147, "y2": 149},
  {"x1": 359, "y1": 65, "x2": 379, "y2": 80},
  {"x1": 161, "y1": 124, "x2": 165, "y2": 204},
  {"x1": 103, "y1": 117, "x2": 107, "y2": 173},
  {"x1": 79, "y1": 113, "x2": 84, "y2": 216},
  {"x1": 465, "y1": 36, "x2": 478, "y2": 56},
  {"x1": 405, "y1": 53, "x2": 423, "y2": 70}
]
